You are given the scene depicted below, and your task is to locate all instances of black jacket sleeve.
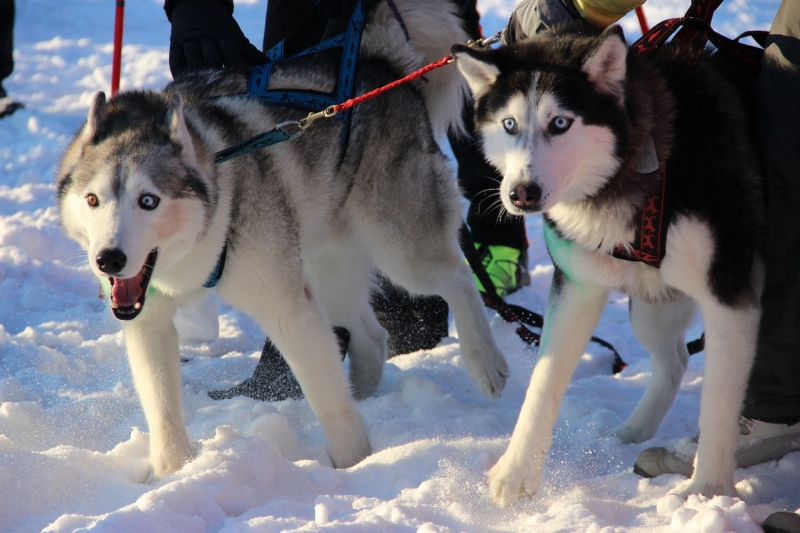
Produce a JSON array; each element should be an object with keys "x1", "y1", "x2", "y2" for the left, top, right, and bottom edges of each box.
[{"x1": 164, "y1": 0, "x2": 233, "y2": 22}]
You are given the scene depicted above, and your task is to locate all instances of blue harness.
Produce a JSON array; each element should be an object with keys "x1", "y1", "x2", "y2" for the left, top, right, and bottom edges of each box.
[
  {"x1": 206, "y1": 0, "x2": 367, "y2": 287},
  {"x1": 249, "y1": 0, "x2": 366, "y2": 148}
]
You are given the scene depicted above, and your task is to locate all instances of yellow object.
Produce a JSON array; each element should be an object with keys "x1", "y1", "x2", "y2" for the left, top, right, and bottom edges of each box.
[{"x1": 571, "y1": 0, "x2": 645, "y2": 27}]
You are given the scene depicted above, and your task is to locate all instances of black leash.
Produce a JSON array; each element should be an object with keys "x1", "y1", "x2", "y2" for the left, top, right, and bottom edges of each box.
[{"x1": 458, "y1": 223, "x2": 632, "y2": 374}]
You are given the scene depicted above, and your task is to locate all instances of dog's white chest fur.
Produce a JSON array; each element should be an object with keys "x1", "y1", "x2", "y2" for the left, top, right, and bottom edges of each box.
[{"x1": 544, "y1": 204, "x2": 674, "y2": 303}]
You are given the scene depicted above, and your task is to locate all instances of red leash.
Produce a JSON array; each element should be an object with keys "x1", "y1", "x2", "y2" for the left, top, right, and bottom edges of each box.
[
  {"x1": 299, "y1": 33, "x2": 504, "y2": 129},
  {"x1": 299, "y1": 54, "x2": 457, "y2": 129},
  {"x1": 334, "y1": 56, "x2": 452, "y2": 113}
]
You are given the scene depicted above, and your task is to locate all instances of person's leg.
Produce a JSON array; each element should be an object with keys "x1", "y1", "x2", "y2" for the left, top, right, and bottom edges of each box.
[
  {"x1": 263, "y1": 0, "x2": 320, "y2": 53},
  {"x1": 449, "y1": 0, "x2": 530, "y2": 297},
  {"x1": 0, "y1": 0, "x2": 22, "y2": 119},
  {"x1": 741, "y1": 0, "x2": 800, "y2": 425},
  {"x1": 0, "y1": 0, "x2": 13, "y2": 96},
  {"x1": 635, "y1": 0, "x2": 800, "y2": 480}
]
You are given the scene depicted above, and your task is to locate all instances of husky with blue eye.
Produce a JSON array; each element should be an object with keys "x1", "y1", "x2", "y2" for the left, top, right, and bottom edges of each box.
[
  {"x1": 453, "y1": 22, "x2": 764, "y2": 507},
  {"x1": 54, "y1": 0, "x2": 509, "y2": 481}
]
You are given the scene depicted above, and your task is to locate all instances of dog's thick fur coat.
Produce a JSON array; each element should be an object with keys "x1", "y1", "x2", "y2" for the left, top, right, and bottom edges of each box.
[
  {"x1": 56, "y1": 0, "x2": 509, "y2": 479},
  {"x1": 454, "y1": 23, "x2": 765, "y2": 506}
]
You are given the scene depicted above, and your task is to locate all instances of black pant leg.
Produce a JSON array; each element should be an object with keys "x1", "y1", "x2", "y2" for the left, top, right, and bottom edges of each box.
[
  {"x1": 263, "y1": 0, "x2": 320, "y2": 52},
  {"x1": 742, "y1": 0, "x2": 800, "y2": 423},
  {"x1": 0, "y1": 0, "x2": 14, "y2": 93}
]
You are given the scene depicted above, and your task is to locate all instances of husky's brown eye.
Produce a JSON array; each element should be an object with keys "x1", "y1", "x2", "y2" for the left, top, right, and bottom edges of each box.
[
  {"x1": 139, "y1": 193, "x2": 160, "y2": 210},
  {"x1": 86, "y1": 193, "x2": 99, "y2": 207}
]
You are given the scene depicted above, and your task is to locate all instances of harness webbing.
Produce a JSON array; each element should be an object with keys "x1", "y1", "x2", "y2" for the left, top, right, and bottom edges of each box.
[
  {"x1": 248, "y1": 0, "x2": 366, "y2": 149},
  {"x1": 214, "y1": 127, "x2": 296, "y2": 165},
  {"x1": 611, "y1": 166, "x2": 670, "y2": 268}
]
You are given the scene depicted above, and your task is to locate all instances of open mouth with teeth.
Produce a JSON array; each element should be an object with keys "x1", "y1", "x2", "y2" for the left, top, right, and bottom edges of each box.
[{"x1": 108, "y1": 250, "x2": 158, "y2": 320}]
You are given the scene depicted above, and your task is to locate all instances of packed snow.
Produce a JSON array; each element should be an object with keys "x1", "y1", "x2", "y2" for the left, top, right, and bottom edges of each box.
[{"x1": 1, "y1": 0, "x2": 795, "y2": 532}]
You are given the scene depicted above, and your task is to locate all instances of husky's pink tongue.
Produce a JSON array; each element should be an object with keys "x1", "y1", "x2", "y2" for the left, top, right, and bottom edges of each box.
[{"x1": 111, "y1": 272, "x2": 144, "y2": 307}]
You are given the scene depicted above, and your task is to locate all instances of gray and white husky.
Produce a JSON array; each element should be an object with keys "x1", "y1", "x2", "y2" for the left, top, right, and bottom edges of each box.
[
  {"x1": 56, "y1": 0, "x2": 508, "y2": 479},
  {"x1": 454, "y1": 23, "x2": 765, "y2": 506}
]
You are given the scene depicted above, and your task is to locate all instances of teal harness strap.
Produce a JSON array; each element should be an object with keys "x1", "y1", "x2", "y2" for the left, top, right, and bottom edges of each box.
[
  {"x1": 214, "y1": 123, "x2": 299, "y2": 164},
  {"x1": 203, "y1": 240, "x2": 228, "y2": 288}
]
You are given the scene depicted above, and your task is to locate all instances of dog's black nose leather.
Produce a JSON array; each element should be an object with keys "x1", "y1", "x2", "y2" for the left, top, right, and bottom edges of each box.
[
  {"x1": 510, "y1": 184, "x2": 542, "y2": 210},
  {"x1": 96, "y1": 248, "x2": 127, "y2": 274}
]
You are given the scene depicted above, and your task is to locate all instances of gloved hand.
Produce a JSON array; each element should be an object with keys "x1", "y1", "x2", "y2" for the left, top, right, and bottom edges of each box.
[{"x1": 168, "y1": 0, "x2": 268, "y2": 78}]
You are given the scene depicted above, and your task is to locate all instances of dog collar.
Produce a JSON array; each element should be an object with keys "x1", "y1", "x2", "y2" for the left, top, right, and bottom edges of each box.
[{"x1": 203, "y1": 240, "x2": 228, "y2": 288}]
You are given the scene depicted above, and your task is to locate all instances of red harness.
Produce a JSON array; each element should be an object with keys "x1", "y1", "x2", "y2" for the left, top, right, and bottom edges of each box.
[
  {"x1": 611, "y1": 166, "x2": 670, "y2": 267},
  {"x1": 610, "y1": 0, "x2": 765, "y2": 268}
]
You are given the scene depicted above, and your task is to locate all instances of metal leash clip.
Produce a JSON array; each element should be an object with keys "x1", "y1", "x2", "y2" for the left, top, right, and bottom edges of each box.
[
  {"x1": 299, "y1": 105, "x2": 338, "y2": 130},
  {"x1": 468, "y1": 31, "x2": 502, "y2": 50}
]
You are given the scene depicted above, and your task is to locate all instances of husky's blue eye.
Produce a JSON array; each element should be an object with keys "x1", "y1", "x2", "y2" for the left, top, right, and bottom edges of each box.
[
  {"x1": 549, "y1": 116, "x2": 573, "y2": 135},
  {"x1": 502, "y1": 117, "x2": 517, "y2": 134},
  {"x1": 139, "y1": 194, "x2": 160, "y2": 210}
]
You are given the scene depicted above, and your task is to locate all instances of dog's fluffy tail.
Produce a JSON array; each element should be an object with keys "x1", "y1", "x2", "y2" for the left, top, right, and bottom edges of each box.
[{"x1": 360, "y1": 0, "x2": 469, "y2": 139}]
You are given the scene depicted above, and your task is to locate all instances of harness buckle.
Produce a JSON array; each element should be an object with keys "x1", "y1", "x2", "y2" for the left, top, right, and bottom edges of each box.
[
  {"x1": 298, "y1": 105, "x2": 338, "y2": 130},
  {"x1": 468, "y1": 32, "x2": 502, "y2": 50},
  {"x1": 276, "y1": 120, "x2": 305, "y2": 138}
]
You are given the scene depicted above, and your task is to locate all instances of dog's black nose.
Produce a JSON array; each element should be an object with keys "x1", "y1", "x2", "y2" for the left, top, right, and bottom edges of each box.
[
  {"x1": 509, "y1": 184, "x2": 542, "y2": 210},
  {"x1": 96, "y1": 248, "x2": 127, "y2": 274}
]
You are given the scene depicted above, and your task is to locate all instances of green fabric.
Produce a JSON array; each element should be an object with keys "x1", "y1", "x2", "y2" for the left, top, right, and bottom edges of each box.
[{"x1": 472, "y1": 243, "x2": 522, "y2": 298}]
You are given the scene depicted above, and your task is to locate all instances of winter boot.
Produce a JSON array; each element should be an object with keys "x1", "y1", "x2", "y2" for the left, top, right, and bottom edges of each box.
[
  {"x1": 763, "y1": 512, "x2": 800, "y2": 533},
  {"x1": 208, "y1": 326, "x2": 349, "y2": 401},
  {"x1": 370, "y1": 277, "x2": 449, "y2": 356},
  {"x1": 634, "y1": 416, "x2": 800, "y2": 478}
]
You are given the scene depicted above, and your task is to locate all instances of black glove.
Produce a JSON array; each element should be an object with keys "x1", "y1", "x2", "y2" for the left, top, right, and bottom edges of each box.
[{"x1": 168, "y1": 0, "x2": 268, "y2": 78}]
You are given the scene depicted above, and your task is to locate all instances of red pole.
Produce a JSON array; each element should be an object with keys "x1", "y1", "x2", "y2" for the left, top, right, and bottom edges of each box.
[
  {"x1": 635, "y1": 6, "x2": 650, "y2": 34},
  {"x1": 111, "y1": 0, "x2": 125, "y2": 95}
]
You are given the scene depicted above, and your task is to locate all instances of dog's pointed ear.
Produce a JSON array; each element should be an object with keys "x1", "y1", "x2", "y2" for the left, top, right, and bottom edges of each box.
[
  {"x1": 451, "y1": 44, "x2": 500, "y2": 99},
  {"x1": 582, "y1": 25, "x2": 627, "y2": 103},
  {"x1": 83, "y1": 91, "x2": 109, "y2": 142},
  {"x1": 167, "y1": 92, "x2": 197, "y2": 165}
]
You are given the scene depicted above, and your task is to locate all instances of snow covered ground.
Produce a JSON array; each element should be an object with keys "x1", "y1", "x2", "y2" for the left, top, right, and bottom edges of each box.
[{"x1": 1, "y1": 0, "x2": 795, "y2": 531}]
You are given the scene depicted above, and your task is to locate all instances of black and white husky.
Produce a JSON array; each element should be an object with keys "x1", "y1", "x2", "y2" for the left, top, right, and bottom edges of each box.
[
  {"x1": 55, "y1": 0, "x2": 509, "y2": 479},
  {"x1": 453, "y1": 23, "x2": 764, "y2": 506}
]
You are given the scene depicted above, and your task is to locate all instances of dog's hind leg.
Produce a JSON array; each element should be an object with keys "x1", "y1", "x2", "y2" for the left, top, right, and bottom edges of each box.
[
  {"x1": 607, "y1": 296, "x2": 696, "y2": 443},
  {"x1": 224, "y1": 254, "x2": 372, "y2": 468},
  {"x1": 269, "y1": 300, "x2": 372, "y2": 468},
  {"x1": 122, "y1": 292, "x2": 194, "y2": 479},
  {"x1": 305, "y1": 241, "x2": 389, "y2": 400},
  {"x1": 370, "y1": 232, "x2": 509, "y2": 399},
  {"x1": 353, "y1": 151, "x2": 507, "y2": 397}
]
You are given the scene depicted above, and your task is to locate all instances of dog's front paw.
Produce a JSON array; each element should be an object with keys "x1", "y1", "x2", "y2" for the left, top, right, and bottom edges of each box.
[
  {"x1": 670, "y1": 477, "x2": 737, "y2": 500},
  {"x1": 463, "y1": 347, "x2": 509, "y2": 399},
  {"x1": 150, "y1": 446, "x2": 193, "y2": 480},
  {"x1": 487, "y1": 449, "x2": 543, "y2": 508},
  {"x1": 324, "y1": 406, "x2": 372, "y2": 469},
  {"x1": 603, "y1": 423, "x2": 655, "y2": 444}
]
